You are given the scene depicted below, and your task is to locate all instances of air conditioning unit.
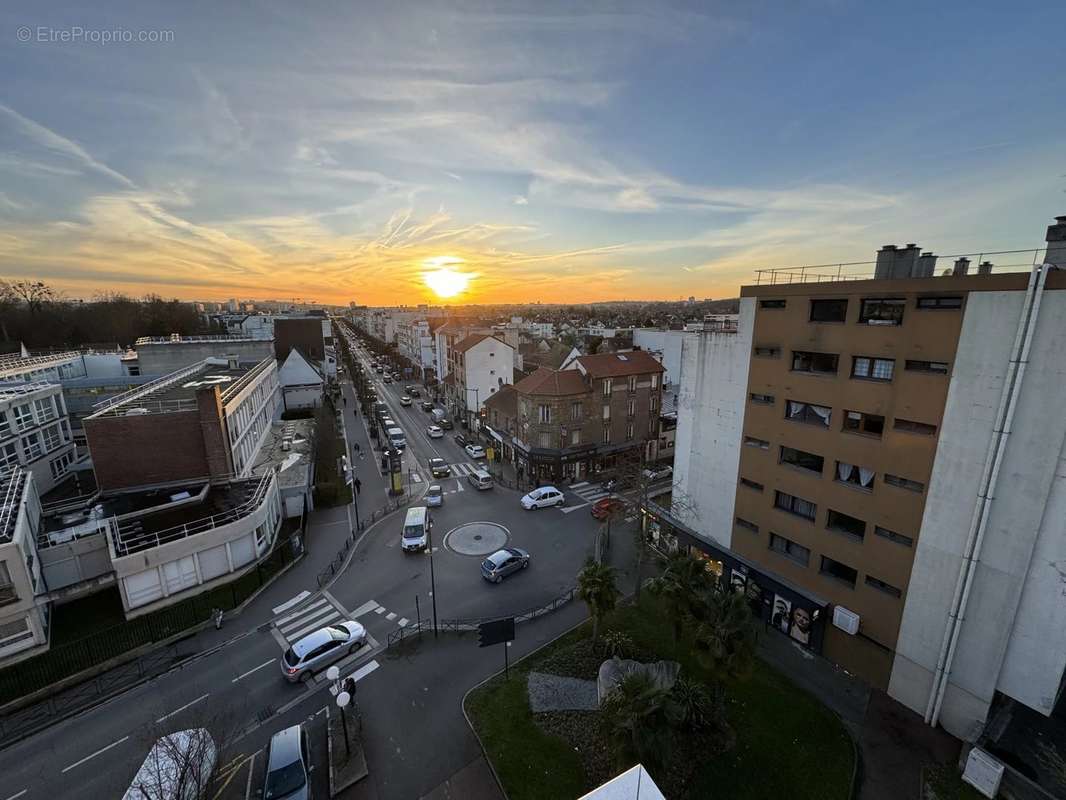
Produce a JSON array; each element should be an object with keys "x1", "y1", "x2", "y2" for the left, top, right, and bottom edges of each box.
[{"x1": 833, "y1": 606, "x2": 860, "y2": 635}]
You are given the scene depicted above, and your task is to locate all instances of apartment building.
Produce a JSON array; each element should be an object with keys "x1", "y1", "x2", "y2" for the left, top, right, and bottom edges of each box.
[
  {"x1": 434, "y1": 319, "x2": 494, "y2": 384},
  {"x1": 0, "y1": 383, "x2": 76, "y2": 493},
  {"x1": 0, "y1": 468, "x2": 46, "y2": 663},
  {"x1": 445, "y1": 334, "x2": 514, "y2": 428},
  {"x1": 135, "y1": 334, "x2": 274, "y2": 375},
  {"x1": 663, "y1": 214, "x2": 1066, "y2": 743},
  {"x1": 84, "y1": 356, "x2": 280, "y2": 490}
]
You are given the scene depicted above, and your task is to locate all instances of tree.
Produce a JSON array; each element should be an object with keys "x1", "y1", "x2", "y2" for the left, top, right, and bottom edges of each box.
[
  {"x1": 577, "y1": 558, "x2": 619, "y2": 645},
  {"x1": 691, "y1": 588, "x2": 757, "y2": 683},
  {"x1": 647, "y1": 551, "x2": 715, "y2": 647},
  {"x1": 7, "y1": 279, "x2": 55, "y2": 313},
  {"x1": 601, "y1": 671, "x2": 680, "y2": 772},
  {"x1": 0, "y1": 280, "x2": 15, "y2": 341}
]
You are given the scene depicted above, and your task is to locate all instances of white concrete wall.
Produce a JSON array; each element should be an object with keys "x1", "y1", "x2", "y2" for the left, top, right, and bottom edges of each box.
[
  {"x1": 465, "y1": 338, "x2": 514, "y2": 412},
  {"x1": 80, "y1": 352, "x2": 126, "y2": 378},
  {"x1": 672, "y1": 298, "x2": 754, "y2": 549},
  {"x1": 889, "y1": 287, "x2": 1066, "y2": 741},
  {"x1": 283, "y1": 385, "x2": 321, "y2": 410},
  {"x1": 633, "y1": 329, "x2": 686, "y2": 386}
]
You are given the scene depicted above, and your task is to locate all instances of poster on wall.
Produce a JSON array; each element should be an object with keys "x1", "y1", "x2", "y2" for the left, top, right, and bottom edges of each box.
[
  {"x1": 789, "y1": 607, "x2": 811, "y2": 645},
  {"x1": 772, "y1": 594, "x2": 792, "y2": 634},
  {"x1": 730, "y1": 569, "x2": 747, "y2": 594},
  {"x1": 745, "y1": 579, "x2": 763, "y2": 616}
]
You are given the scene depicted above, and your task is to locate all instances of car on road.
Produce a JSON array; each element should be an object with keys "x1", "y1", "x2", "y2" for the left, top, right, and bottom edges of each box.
[
  {"x1": 454, "y1": 433, "x2": 467, "y2": 448},
  {"x1": 481, "y1": 547, "x2": 531, "y2": 583},
  {"x1": 408, "y1": 387, "x2": 421, "y2": 397},
  {"x1": 465, "y1": 443, "x2": 485, "y2": 459},
  {"x1": 642, "y1": 465, "x2": 674, "y2": 482},
  {"x1": 392, "y1": 372, "x2": 402, "y2": 381},
  {"x1": 521, "y1": 486, "x2": 565, "y2": 509},
  {"x1": 427, "y1": 425, "x2": 444, "y2": 439},
  {"x1": 468, "y1": 468, "x2": 494, "y2": 490},
  {"x1": 382, "y1": 374, "x2": 392, "y2": 383},
  {"x1": 263, "y1": 724, "x2": 311, "y2": 800},
  {"x1": 420, "y1": 400, "x2": 434, "y2": 412},
  {"x1": 402, "y1": 506, "x2": 430, "y2": 552},
  {"x1": 424, "y1": 484, "x2": 444, "y2": 507},
  {"x1": 375, "y1": 366, "x2": 383, "y2": 374},
  {"x1": 281, "y1": 621, "x2": 367, "y2": 682},
  {"x1": 400, "y1": 395, "x2": 412, "y2": 406},
  {"x1": 429, "y1": 457, "x2": 451, "y2": 477},
  {"x1": 591, "y1": 496, "x2": 627, "y2": 520}
]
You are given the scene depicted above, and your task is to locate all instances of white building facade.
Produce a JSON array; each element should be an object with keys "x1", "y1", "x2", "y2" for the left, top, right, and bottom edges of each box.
[{"x1": 0, "y1": 383, "x2": 77, "y2": 494}]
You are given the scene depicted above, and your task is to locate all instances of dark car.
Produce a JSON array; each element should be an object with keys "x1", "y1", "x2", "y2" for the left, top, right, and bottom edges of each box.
[
  {"x1": 420, "y1": 400, "x2": 434, "y2": 412},
  {"x1": 263, "y1": 724, "x2": 311, "y2": 800},
  {"x1": 591, "y1": 497, "x2": 627, "y2": 520},
  {"x1": 481, "y1": 548, "x2": 531, "y2": 583},
  {"x1": 429, "y1": 457, "x2": 451, "y2": 478},
  {"x1": 453, "y1": 433, "x2": 467, "y2": 448},
  {"x1": 409, "y1": 387, "x2": 421, "y2": 397}
]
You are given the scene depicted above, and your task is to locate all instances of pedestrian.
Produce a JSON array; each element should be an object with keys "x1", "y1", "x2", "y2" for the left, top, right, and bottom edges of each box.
[
  {"x1": 354, "y1": 477, "x2": 362, "y2": 495},
  {"x1": 353, "y1": 441, "x2": 361, "y2": 454},
  {"x1": 343, "y1": 396, "x2": 347, "y2": 407}
]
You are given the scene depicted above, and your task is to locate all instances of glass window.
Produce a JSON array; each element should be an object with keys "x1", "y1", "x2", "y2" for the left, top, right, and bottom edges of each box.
[
  {"x1": 852, "y1": 356, "x2": 895, "y2": 381},
  {"x1": 769, "y1": 533, "x2": 810, "y2": 566},
  {"x1": 774, "y1": 490, "x2": 816, "y2": 521},
  {"x1": 12, "y1": 404, "x2": 34, "y2": 432},
  {"x1": 744, "y1": 436, "x2": 770, "y2": 450},
  {"x1": 602, "y1": 379, "x2": 612, "y2": 397},
  {"x1": 820, "y1": 556, "x2": 857, "y2": 587},
  {"x1": 835, "y1": 461, "x2": 874, "y2": 489},
  {"x1": 21, "y1": 432, "x2": 42, "y2": 460},
  {"x1": 34, "y1": 396, "x2": 56, "y2": 421},
  {"x1": 754, "y1": 346, "x2": 781, "y2": 358},
  {"x1": 893, "y1": 418, "x2": 937, "y2": 435},
  {"x1": 760, "y1": 299, "x2": 786, "y2": 309},
  {"x1": 538, "y1": 404, "x2": 550, "y2": 423},
  {"x1": 884, "y1": 473, "x2": 925, "y2": 492},
  {"x1": 780, "y1": 446, "x2": 824, "y2": 474},
  {"x1": 42, "y1": 424, "x2": 63, "y2": 452},
  {"x1": 750, "y1": 393, "x2": 775, "y2": 405},
  {"x1": 917, "y1": 295, "x2": 963, "y2": 310},
  {"x1": 826, "y1": 509, "x2": 865, "y2": 540},
  {"x1": 809, "y1": 299, "x2": 848, "y2": 323},
  {"x1": 791, "y1": 351, "x2": 839, "y2": 375},
  {"x1": 602, "y1": 405, "x2": 610, "y2": 420},
  {"x1": 627, "y1": 375, "x2": 637, "y2": 392},
  {"x1": 570, "y1": 401, "x2": 581, "y2": 421},
  {"x1": 0, "y1": 442, "x2": 17, "y2": 468},
  {"x1": 739, "y1": 477, "x2": 764, "y2": 492},
  {"x1": 602, "y1": 426, "x2": 610, "y2": 444},
  {"x1": 786, "y1": 400, "x2": 831, "y2": 427},
  {"x1": 875, "y1": 526, "x2": 913, "y2": 548},
  {"x1": 625, "y1": 423, "x2": 634, "y2": 441},
  {"x1": 859, "y1": 298, "x2": 905, "y2": 326},
  {"x1": 905, "y1": 360, "x2": 949, "y2": 374},
  {"x1": 650, "y1": 374, "x2": 659, "y2": 389},
  {"x1": 627, "y1": 399, "x2": 636, "y2": 417},
  {"x1": 843, "y1": 410, "x2": 884, "y2": 437},
  {"x1": 650, "y1": 394, "x2": 659, "y2": 412},
  {"x1": 571, "y1": 429, "x2": 580, "y2": 446},
  {"x1": 735, "y1": 517, "x2": 759, "y2": 533},
  {"x1": 865, "y1": 575, "x2": 902, "y2": 598}
]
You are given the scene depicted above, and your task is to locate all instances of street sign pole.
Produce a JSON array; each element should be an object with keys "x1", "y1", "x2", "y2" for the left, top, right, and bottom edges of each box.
[{"x1": 504, "y1": 640, "x2": 510, "y2": 679}]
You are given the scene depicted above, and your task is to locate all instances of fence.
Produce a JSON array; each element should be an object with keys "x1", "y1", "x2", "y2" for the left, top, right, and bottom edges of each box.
[{"x1": 0, "y1": 536, "x2": 298, "y2": 722}]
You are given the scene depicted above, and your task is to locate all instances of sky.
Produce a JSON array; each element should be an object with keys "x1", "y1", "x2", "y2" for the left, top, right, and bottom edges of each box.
[{"x1": 1, "y1": 1, "x2": 1063, "y2": 306}]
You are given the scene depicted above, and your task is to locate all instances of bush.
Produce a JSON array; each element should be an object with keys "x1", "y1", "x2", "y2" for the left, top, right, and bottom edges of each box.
[{"x1": 600, "y1": 630, "x2": 634, "y2": 659}]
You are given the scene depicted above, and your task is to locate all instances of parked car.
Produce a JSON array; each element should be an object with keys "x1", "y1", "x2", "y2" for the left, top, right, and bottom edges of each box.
[
  {"x1": 392, "y1": 372, "x2": 402, "y2": 381},
  {"x1": 642, "y1": 465, "x2": 674, "y2": 482},
  {"x1": 424, "y1": 484, "x2": 444, "y2": 507},
  {"x1": 454, "y1": 433, "x2": 467, "y2": 448},
  {"x1": 429, "y1": 457, "x2": 451, "y2": 477},
  {"x1": 382, "y1": 374, "x2": 392, "y2": 383},
  {"x1": 263, "y1": 724, "x2": 311, "y2": 800},
  {"x1": 521, "y1": 486, "x2": 565, "y2": 510},
  {"x1": 465, "y1": 443, "x2": 486, "y2": 459},
  {"x1": 281, "y1": 621, "x2": 367, "y2": 682},
  {"x1": 591, "y1": 496, "x2": 627, "y2": 520},
  {"x1": 375, "y1": 366, "x2": 384, "y2": 374},
  {"x1": 481, "y1": 548, "x2": 530, "y2": 583},
  {"x1": 400, "y1": 395, "x2": 412, "y2": 406},
  {"x1": 420, "y1": 400, "x2": 434, "y2": 412},
  {"x1": 468, "y1": 468, "x2": 494, "y2": 490},
  {"x1": 427, "y1": 425, "x2": 444, "y2": 439},
  {"x1": 409, "y1": 387, "x2": 421, "y2": 397}
]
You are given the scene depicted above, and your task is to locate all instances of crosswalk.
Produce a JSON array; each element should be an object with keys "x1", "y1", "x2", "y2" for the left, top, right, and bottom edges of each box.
[
  {"x1": 448, "y1": 462, "x2": 484, "y2": 477},
  {"x1": 569, "y1": 481, "x2": 612, "y2": 503},
  {"x1": 272, "y1": 592, "x2": 347, "y2": 648}
]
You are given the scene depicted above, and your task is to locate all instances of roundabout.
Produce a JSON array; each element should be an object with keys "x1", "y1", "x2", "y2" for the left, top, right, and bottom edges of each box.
[{"x1": 443, "y1": 521, "x2": 510, "y2": 556}]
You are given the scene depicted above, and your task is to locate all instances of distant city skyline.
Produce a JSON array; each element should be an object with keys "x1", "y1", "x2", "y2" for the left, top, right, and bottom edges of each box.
[{"x1": 2, "y1": 2, "x2": 1063, "y2": 305}]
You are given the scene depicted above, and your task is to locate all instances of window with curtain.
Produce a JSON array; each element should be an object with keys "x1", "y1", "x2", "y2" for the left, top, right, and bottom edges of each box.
[
  {"x1": 852, "y1": 356, "x2": 895, "y2": 381},
  {"x1": 836, "y1": 461, "x2": 875, "y2": 489},
  {"x1": 774, "y1": 490, "x2": 816, "y2": 521},
  {"x1": 786, "y1": 400, "x2": 831, "y2": 428}
]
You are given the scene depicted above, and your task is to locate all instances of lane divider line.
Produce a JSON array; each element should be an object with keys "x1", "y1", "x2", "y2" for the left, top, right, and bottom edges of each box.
[
  {"x1": 231, "y1": 659, "x2": 276, "y2": 683},
  {"x1": 156, "y1": 692, "x2": 210, "y2": 723},
  {"x1": 61, "y1": 735, "x2": 129, "y2": 773}
]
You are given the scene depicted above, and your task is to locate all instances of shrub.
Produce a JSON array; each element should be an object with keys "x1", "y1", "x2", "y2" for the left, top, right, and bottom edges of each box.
[{"x1": 600, "y1": 630, "x2": 634, "y2": 660}]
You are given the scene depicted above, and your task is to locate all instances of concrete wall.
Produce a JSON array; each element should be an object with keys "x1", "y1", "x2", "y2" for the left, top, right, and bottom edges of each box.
[
  {"x1": 633, "y1": 329, "x2": 688, "y2": 386},
  {"x1": 38, "y1": 530, "x2": 112, "y2": 592},
  {"x1": 283, "y1": 385, "x2": 321, "y2": 410},
  {"x1": 465, "y1": 338, "x2": 514, "y2": 413},
  {"x1": 137, "y1": 340, "x2": 274, "y2": 375},
  {"x1": 672, "y1": 298, "x2": 754, "y2": 548},
  {"x1": 889, "y1": 287, "x2": 1066, "y2": 741},
  {"x1": 80, "y1": 352, "x2": 127, "y2": 379}
]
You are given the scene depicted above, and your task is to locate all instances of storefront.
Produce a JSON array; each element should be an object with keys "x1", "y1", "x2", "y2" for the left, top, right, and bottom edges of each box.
[{"x1": 641, "y1": 500, "x2": 829, "y2": 653}]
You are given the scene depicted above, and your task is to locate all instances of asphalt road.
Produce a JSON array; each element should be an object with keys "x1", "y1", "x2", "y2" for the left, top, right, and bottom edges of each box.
[{"x1": 0, "y1": 333, "x2": 622, "y2": 800}]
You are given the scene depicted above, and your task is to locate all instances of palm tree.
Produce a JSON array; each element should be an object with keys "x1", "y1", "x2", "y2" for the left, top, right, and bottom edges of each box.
[
  {"x1": 577, "y1": 558, "x2": 619, "y2": 645},
  {"x1": 647, "y1": 551, "x2": 714, "y2": 646},
  {"x1": 602, "y1": 672, "x2": 680, "y2": 771},
  {"x1": 692, "y1": 588, "x2": 757, "y2": 683}
]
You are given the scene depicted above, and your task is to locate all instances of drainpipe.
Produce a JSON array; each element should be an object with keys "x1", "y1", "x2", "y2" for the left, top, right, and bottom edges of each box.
[{"x1": 924, "y1": 263, "x2": 1051, "y2": 727}]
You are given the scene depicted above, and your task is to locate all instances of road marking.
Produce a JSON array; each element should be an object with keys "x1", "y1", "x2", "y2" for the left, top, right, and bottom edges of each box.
[
  {"x1": 156, "y1": 692, "x2": 210, "y2": 723},
  {"x1": 456, "y1": 480, "x2": 464, "y2": 493},
  {"x1": 374, "y1": 606, "x2": 386, "y2": 615},
  {"x1": 272, "y1": 591, "x2": 312, "y2": 616},
  {"x1": 411, "y1": 473, "x2": 422, "y2": 483},
  {"x1": 560, "y1": 503, "x2": 590, "y2": 514},
  {"x1": 275, "y1": 595, "x2": 330, "y2": 627},
  {"x1": 385, "y1": 611, "x2": 397, "y2": 621},
  {"x1": 62, "y1": 735, "x2": 129, "y2": 773},
  {"x1": 232, "y1": 659, "x2": 276, "y2": 683},
  {"x1": 283, "y1": 612, "x2": 344, "y2": 644},
  {"x1": 5, "y1": 790, "x2": 27, "y2": 800},
  {"x1": 351, "y1": 599, "x2": 380, "y2": 618},
  {"x1": 571, "y1": 481, "x2": 589, "y2": 488},
  {"x1": 278, "y1": 602, "x2": 336, "y2": 633},
  {"x1": 398, "y1": 617, "x2": 409, "y2": 627},
  {"x1": 348, "y1": 659, "x2": 380, "y2": 683},
  {"x1": 243, "y1": 750, "x2": 258, "y2": 800}
]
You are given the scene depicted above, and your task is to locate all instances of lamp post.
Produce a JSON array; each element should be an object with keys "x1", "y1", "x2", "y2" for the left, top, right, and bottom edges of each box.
[
  {"x1": 327, "y1": 666, "x2": 351, "y2": 757},
  {"x1": 427, "y1": 519, "x2": 438, "y2": 638}
]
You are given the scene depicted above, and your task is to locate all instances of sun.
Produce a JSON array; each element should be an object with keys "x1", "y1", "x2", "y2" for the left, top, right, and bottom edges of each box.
[{"x1": 422, "y1": 261, "x2": 470, "y2": 298}]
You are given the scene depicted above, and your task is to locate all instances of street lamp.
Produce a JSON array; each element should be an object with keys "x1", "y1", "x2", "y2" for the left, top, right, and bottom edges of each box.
[
  {"x1": 427, "y1": 519, "x2": 438, "y2": 638},
  {"x1": 327, "y1": 665, "x2": 352, "y2": 757}
]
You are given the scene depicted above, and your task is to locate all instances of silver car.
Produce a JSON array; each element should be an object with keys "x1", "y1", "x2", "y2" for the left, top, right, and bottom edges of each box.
[
  {"x1": 481, "y1": 547, "x2": 530, "y2": 583},
  {"x1": 281, "y1": 621, "x2": 366, "y2": 682},
  {"x1": 263, "y1": 724, "x2": 311, "y2": 800},
  {"x1": 425, "y1": 484, "x2": 444, "y2": 507}
]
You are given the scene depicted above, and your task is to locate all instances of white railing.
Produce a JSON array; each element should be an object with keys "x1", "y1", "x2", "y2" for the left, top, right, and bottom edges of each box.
[
  {"x1": 0, "y1": 468, "x2": 27, "y2": 543},
  {"x1": 88, "y1": 359, "x2": 208, "y2": 414}
]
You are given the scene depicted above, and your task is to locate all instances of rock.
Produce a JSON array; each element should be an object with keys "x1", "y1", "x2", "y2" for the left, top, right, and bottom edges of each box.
[{"x1": 596, "y1": 657, "x2": 681, "y2": 705}]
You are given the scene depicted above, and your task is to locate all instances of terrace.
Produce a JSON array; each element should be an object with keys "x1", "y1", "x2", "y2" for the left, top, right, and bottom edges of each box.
[{"x1": 87, "y1": 358, "x2": 259, "y2": 417}]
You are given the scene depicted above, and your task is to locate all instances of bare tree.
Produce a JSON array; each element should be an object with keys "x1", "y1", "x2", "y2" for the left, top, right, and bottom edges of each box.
[
  {"x1": 0, "y1": 280, "x2": 15, "y2": 341},
  {"x1": 7, "y1": 279, "x2": 55, "y2": 313}
]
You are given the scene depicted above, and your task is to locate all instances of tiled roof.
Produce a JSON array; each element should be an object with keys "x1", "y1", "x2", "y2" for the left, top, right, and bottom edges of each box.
[
  {"x1": 453, "y1": 333, "x2": 507, "y2": 353},
  {"x1": 575, "y1": 350, "x2": 664, "y2": 378},
  {"x1": 483, "y1": 384, "x2": 517, "y2": 417},
  {"x1": 513, "y1": 367, "x2": 588, "y2": 396}
]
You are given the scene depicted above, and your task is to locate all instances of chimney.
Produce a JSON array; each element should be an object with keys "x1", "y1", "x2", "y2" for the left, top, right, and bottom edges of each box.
[
  {"x1": 1045, "y1": 215, "x2": 1066, "y2": 268},
  {"x1": 916, "y1": 251, "x2": 938, "y2": 278},
  {"x1": 875, "y1": 245, "x2": 898, "y2": 280},
  {"x1": 953, "y1": 258, "x2": 971, "y2": 277},
  {"x1": 978, "y1": 261, "x2": 994, "y2": 275},
  {"x1": 899, "y1": 244, "x2": 921, "y2": 278}
]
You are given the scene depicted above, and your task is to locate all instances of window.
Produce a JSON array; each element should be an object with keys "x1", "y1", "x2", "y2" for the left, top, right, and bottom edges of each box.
[
  {"x1": 754, "y1": 346, "x2": 781, "y2": 358},
  {"x1": 744, "y1": 436, "x2": 770, "y2": 450},
  {"x1": 852, "y1": 357, "x2": 895, "y2": 381},
  {"x1": 12, "y1": 404, "x2": 33, "y2": 432},
  {"x1": 626, "y1": 423, "x2": 634, "y2": 441},
  {"x1": 0, "y1": 409, "x2": 6, "y2": 435},
  {"x1": 905, "y1": 360, "x2": 949, "y2": 374},
  {"x1": 843, "y1": 410, "x2": 884, "y2": 437},
  {"x1": 809, "y1": 299, "x2": 848, "y2": 323},
  {"x1": 826, "y1": 509, "x2": 865, "y2": 540},
  {"x1": 42, "y1": 424, "x2": 63, "y2": 452},
  {"x1": 627, "y1": 375, "x2": 637, "y2": 392},
  {"x1": 0, "y1": 442, "x2": 17, "y2": 469},
  {"x1": 21, "y1": 432, "x2": 42, "y2": 460},
  {"x1": 884, "y1": 473, "x2": 924, "y2": 493},
  {"x1": 650, "y1": 394, "x2": 659, "y2": 412},
  {"x1": 865, "y1": 575, "x2": 902, "y2": 598},
  {"x1": 760, "y1": 299, "x2": 786, "y2": 309},
  {"x1": 0, "y1": 618, "x2": 31, "y2": 649},
  {"x1": 835, "y1": 462, "x2": 874, "y2": 490},
  {"x1": 792, "y1": 351, "x2": 838, "y2": 375},
  {"x1": 780, "y1": 446, "x2": 824, "y2": 474},
  {"x1": 774, "y1": 490, "x2": 816, "y2": 521},
  {"x1": 786, "y1": 400, "x2": 831, "y2": 428},
  {"x1": 570, "y1": 401, "x2": 582, "y2": 421},
  {"x1": 538, "y1": 404, "x2": 550, "y2": 423},
  {"x1": 875, "y1": 526, "x2": 913, "y2": 548},
  {"x1": 739, "y1": 477, "x2": 764, "y2": 492},
  {"x1": 602, "y1": 426, "x2": 610, "y2": 444},
  {"x1": 648, "y1": 416, "x2": 656, "y2": 435},
  {"x1": 750, "y1": 393, "x2": 775, "y2": 405},
  {"x1": 34, "y1": 396, "x2": 56, "y2": 422},
  {"x1": 602, "y1": 405, "x2": 611, "y2": 420},
  {"x1": 769, "y1": 533, "x2": 810, "y2": 566},
  {"x1": 820, "y1": 556, "x2": 857, "y2": 587},
  {"x1": 571, "y1": 429, "x2": 581, "y2": 446},
  {"x1": 859, "y1": 298, "x2": 905, "y2": 326},
  {"x1": 735, "y1": 517, "x2": 759, "y2": 533},
  {"x1": 893, "y1": 418, "x2": 937, "y2": 436},
  {"x1": 602, "y1": 379, "x2": 612, "y2": 397},
  {"x1": 627, "y1": 399, "x2": 636, "y2": 417},
  {"x1": 650, "y1": 374, "x2": 659, "y2": 389},
  {"x1": 917, "y1": 295, "x2": 963, "y2": 310}
]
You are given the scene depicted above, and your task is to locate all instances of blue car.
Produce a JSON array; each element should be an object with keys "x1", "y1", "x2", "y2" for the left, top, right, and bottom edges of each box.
[{"x1": 425, "y1": 484, "x2": 443, "y2": 507}]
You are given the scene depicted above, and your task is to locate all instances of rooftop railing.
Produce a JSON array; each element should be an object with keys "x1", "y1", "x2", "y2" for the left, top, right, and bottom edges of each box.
[
  {"x1": 0, "y1": 468, "x2": 28, "y2": 544},
  {"x1": 751, "y1": 247, "x2": 1047, "y2": 286},
  {"x1": 220, "y1": 357, "x2": 274, "y2": 403},
  {"x1": 134, "y1": 334, "x2": 269, "y2": 345},
  {"x1": 0, "y1": 351, "x2": 81, "y2": 379},
  {"x1": 0, "y1": 381, "x2": 59, "y2": 398},
  {"x1": 88, "y1": 359, "x2": 208, "y2": 415}
]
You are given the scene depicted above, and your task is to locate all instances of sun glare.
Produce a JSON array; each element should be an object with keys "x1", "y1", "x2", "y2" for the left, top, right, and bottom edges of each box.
[{"x1": 423, "y1": 261, "x2": 470, "y2": 298}]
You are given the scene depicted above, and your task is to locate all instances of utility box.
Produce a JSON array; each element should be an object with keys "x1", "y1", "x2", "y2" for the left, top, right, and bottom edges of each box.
[{"x1": 833, "y1": 606, "x2": 860, "y2": 635}]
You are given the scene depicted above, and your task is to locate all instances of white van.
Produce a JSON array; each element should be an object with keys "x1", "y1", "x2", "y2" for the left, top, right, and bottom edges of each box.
[
  {"x1": 402, "y1": 506, "x2": 430, "y2": 552},
  {"x1": 468, "y1": 468, "x2": 494, "y2": 490},
  {"x1": 387, "y1": 427, "x2": 406, "y2": 450},
  {"x1": 123, "y1": 728, "x2": 217, "y2": 800}
]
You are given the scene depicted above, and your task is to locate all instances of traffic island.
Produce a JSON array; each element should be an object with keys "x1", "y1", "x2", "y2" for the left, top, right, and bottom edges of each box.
[{"x1": 327, "y1": 706, "x2": 368, "y2": 796}]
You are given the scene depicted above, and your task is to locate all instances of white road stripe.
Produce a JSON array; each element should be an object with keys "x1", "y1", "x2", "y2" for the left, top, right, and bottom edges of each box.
[
  {"x1": 374, "y1": 606, "x2": 386, "y2": 615},
  {"x1": 411, "y1": 473, "x2": 422, "y2": 483},
  {"x1": 385, "y1": 612, "x2": 397, "y2": 621},
  {"x1": 283, "y1": 613, "x2": 342, "y2": 643},
  {"x1": 155, "y1": 692, "x2": 209, "y2": 723},
  {"x1": 5, "y1": 790, "x2": 27, "y2": 800},
  {"x1": 560, "y1": 503, "x2": 590, "y2": 514},
  {"x1": 583, "y1": 491, "x2": 609, "y2": 501},
  {"x1": 278, "y1": 602, "x2": 337, "y2": 634},
  {"x1": 348, "y1": 659, "x2": 380, "y2": 683},
  {"x1": 275, "y1": 596, "x2": 329, "y2": 627},
  {"x1": 272, "y1": 591, "x2": 312, "y2": 616},
  {"x1": 570, "y1": 481, "x2": 590, "y2": 489},
  {"x1": 231, "y1": 659, "x2": 276, "y2": 683},
  {"x1": 351, "y1": 600, "x2": 380, "y2": 618},
  {"x1": 397, "y1": 617, "x2": 409, "y2": 627},
  {"x1": 62, "y1": 736, "x2": 129, "y2": 773}
]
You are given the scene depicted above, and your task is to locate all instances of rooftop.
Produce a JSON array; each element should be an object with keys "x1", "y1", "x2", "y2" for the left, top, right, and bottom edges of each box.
[
  {"x1": 0, "y1": 350, "x2": 80, "y2": 381},
  {"x1": 0, "y1": 381, "x2": 58, "y2": 400},
  {"x1": 251, "y1": 418, "x2": 314, "y2": 490},
  {"x1": 575, "y1": 350, "x2": 664, "y2": 378},
  {"x1": 483, "y1": 383, "x2": 517, "y2": 417},
  {"x1": 513, "y1": 367, "x2": 588, "y2": 396},
  {"x1": 135, "y1": 334, "x2": 272, "y2": 346},
  {"x1": 453, "y1": 333, "x2": 507, "y2": 353}
]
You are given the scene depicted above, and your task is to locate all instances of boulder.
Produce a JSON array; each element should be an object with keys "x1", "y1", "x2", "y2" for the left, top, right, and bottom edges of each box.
[{"x1": 597, "y1": 657, "x2": 681, "y2": 705}]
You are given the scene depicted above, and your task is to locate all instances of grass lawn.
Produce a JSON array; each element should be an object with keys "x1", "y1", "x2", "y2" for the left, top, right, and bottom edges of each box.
[{"x1": 465, "y1": 595, "x2": 855, "y2": 800}]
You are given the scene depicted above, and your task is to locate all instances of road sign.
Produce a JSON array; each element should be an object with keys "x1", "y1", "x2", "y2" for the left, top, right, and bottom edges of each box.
[{"x1": 477, "y1": 617, "x2": 515, "y2": 648}]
